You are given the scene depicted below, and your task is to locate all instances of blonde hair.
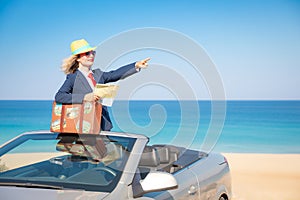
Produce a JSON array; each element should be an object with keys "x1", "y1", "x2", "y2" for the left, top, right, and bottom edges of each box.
[{"x1": 61, "y1": 55, "x2": 79, "y2": 74}]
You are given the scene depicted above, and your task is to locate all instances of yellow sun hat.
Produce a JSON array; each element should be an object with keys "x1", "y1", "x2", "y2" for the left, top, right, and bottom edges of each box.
[{"x1": 70, "y1": 39, "x2": 96, "y2": 55}]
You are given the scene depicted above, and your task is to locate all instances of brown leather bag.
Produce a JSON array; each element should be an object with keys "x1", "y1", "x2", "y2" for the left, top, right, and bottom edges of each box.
[{"x1": 50, "y1": 101, "x2": 102, "y2": 134}]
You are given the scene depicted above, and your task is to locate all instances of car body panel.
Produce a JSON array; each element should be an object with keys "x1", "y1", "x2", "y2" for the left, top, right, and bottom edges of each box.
[
  {"x1": 0, "y1": 186, "x2": 108, "y2": 200},
  {"x1": 143, "y1": 154, "x2": 231, "y2": 200}
]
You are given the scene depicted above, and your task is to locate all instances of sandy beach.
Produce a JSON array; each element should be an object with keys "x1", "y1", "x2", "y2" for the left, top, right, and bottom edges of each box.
[
  {"x1": 1, "y1": 153, "x2": 300, "y2": 199},
  {"x1": 223, "y1": 153, "x2": 300, "y2": 200}
]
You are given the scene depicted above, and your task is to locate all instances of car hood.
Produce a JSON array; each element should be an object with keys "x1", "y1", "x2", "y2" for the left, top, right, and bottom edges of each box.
[{"x1": 0, "y1": 186, "x2": 109, "y2": 200}]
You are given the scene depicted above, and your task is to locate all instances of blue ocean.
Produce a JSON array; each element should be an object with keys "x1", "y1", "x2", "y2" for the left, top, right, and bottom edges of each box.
[{"x1": 0, "y1": 100, "x2": 299, "y2": 154}]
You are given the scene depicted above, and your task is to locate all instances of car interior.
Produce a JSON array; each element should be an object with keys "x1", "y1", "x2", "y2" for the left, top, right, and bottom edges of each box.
[{"x1": 138, "y1": 144, "x2": 207, "y2": 177}]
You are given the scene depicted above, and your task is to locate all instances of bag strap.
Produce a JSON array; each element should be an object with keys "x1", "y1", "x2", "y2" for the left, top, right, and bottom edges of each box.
[
  {"x1": 60, "y1": 103, "x2": 66, "y2": 131},
  {"x1": 79, "y1": 102, "x2": 85, "y2": 133}
]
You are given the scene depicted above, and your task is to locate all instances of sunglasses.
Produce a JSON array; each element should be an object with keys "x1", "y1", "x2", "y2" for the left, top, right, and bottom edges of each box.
[{"x1": 83, "y1": 51, "x2": 96, "y2": 56}]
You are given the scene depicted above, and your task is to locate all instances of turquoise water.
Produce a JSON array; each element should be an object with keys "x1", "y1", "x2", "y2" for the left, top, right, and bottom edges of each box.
[{"x1": 0, "y1": 100, "x2": 299, "y2": 153}]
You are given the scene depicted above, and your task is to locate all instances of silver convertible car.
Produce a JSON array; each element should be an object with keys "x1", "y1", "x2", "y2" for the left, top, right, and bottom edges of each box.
[{"x1": 0, "y1": 131, "x2": 231, "y2": 200}]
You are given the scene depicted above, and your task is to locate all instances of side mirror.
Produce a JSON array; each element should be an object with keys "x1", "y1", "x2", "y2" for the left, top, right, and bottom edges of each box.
[{"x1": 140, "y1": 171, "x2": 178, "y2": 193}]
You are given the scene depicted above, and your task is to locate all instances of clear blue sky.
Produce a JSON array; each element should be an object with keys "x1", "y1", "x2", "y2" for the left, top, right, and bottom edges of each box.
[{"x1": 0, "y1": 0, "x2": 299, "y2": 100}]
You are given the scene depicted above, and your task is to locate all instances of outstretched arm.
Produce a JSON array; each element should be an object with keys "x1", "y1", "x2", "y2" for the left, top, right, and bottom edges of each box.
[{"x1": 102, "y1": 58, "x2": 150, "y2": 83}]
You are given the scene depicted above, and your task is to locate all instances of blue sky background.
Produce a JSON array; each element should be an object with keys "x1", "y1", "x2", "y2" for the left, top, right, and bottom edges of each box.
[{"x1": 0, "y1": 0, "x2": 299, "y2": 100}]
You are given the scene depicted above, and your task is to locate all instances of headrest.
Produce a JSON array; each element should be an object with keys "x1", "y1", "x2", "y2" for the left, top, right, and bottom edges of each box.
[
  {"x1": 153, "y1": 146, "x2": 170, "y2": 164},
  {"x1": 153, "y1": 144, "x2": 182, "y2": 162},
  {"x1": 139, "y1": 146, "x2": 160, "y2": 167}
]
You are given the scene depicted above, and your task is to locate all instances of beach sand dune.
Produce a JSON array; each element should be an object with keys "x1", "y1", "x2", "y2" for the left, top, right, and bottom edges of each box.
[{"x1": 224, "y1": 153, "x2": 300, "y2": 200}]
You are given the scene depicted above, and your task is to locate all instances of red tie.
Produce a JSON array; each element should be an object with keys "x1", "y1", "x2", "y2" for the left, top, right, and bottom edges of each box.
[{"x1": 88, "y1": 72, "x2": 96, "y2": 86}]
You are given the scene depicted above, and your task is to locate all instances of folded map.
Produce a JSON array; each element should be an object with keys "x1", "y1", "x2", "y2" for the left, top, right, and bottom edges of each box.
[{"x1": 94, "y1": 84, "x2": 119, "y2": 106}]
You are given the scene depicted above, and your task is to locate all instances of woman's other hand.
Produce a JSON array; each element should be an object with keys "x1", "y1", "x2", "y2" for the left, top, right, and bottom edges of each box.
[{"x1": 84, "y1": 92, "x2": 101, "y2": 102}]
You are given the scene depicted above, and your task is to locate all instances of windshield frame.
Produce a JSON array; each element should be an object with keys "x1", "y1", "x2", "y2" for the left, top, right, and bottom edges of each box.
[{"x1": 0, "y1": 132, "x2": 137, "y2": 192}]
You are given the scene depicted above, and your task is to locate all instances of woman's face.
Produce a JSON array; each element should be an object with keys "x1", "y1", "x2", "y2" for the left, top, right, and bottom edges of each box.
[{"x1": 77, "y1": 51, "x2": 96, "y2": 68}]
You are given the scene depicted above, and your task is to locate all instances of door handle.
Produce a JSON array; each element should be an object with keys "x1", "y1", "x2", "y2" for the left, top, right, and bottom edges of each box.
[{"x1": 188, "y1": 185, "x2": 197, "y2": 195}]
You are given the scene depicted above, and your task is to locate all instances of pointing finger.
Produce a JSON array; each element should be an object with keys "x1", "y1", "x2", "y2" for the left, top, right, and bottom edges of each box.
[{"x1": 143, "y1": 57, "x2": 151, "y2": 63}]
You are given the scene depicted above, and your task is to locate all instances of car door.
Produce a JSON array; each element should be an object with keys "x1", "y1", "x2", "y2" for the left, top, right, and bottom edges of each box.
[
  {"x1": 187, "y1": 155, "x2": 226, "y2": 200},
  {"x1": 172, "y1": 167, "x2": 200, "y2": 200}
]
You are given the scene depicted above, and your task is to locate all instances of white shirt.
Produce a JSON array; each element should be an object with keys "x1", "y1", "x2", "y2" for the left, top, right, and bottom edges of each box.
[{"x1": 78, "y1": 67, "x2": 95, "y2": 90}]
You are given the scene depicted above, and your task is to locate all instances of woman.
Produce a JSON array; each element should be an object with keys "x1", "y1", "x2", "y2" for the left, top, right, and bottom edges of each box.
[{"x1": 55, "y1": 39, "x2": 150, "y2": 131}]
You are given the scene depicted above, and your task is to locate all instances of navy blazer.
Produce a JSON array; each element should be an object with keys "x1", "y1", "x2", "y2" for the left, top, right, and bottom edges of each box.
[{"x1": 55, "y1": 62, "x2": 138, "y2": 131}]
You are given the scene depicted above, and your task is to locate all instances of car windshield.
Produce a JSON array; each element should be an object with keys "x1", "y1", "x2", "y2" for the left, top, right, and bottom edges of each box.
[{"x1": 0, "y1": 132, "x2": 136, "y2": 192}]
